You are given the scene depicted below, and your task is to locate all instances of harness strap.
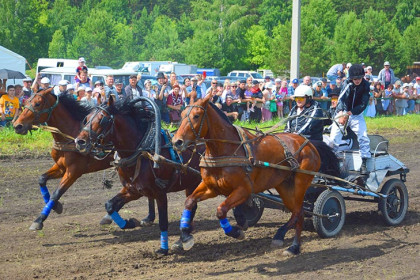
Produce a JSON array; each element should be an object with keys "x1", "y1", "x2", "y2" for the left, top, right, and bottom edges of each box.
[
  {"x1": 272, "y1": 134, "x2": 300, "y2": 171},
  {"x1": 233, "y1": 125, "x2": 254, "y2": 163},
  {"x1": 52, "y1": 140, "x2": 79, "y2": 152}
]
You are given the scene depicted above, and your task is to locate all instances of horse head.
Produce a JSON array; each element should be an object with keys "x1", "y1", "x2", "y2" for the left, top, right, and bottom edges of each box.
[
  {"x1": 14, "y1": 87, "x2": 57, "y2": 135},
  {"x1": 75, "y1": 96, "x2": 116, "y2": 155},
  {"x1": 172, "y1": 93, "x2": 212, "y2": 152}
]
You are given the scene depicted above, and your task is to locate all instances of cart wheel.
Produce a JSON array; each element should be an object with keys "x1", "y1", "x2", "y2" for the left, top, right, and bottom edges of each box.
[
  {"x1": 313, "y1": 190, "x2": 346, "y2": 238},
  {"x1": 237, "y1": 194, "x2": 265, "y2": 227},
  {"x1": 378, "y1": 179, "x2": 408, "y2": 226}
]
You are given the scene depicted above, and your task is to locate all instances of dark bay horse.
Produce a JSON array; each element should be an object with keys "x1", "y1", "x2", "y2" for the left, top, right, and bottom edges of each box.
[
  {"x1": 13, "y1": 89, "x2": 155, "y2": 230},
  {"x1": 74, "y1": 97, "x2": 207, "y2": 256},
  {"x1": 172, "y1": 94, "x2": 340, "y2": 255}
]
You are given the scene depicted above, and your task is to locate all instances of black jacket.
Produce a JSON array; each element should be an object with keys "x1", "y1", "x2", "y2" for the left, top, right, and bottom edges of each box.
[
  {"x1": 285, "y1": 99, "x2": 324, "y2": 141},
  {"x1": 336, "y1": 79, "x2": 370, "y2": 115},
  {"x1": 124, "y1": 85, "x2": 144, "y2": 101}
]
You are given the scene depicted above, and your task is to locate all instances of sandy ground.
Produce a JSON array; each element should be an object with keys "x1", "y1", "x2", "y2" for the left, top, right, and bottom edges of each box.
[{"x1": 0, "y1": 132, "x2": 419, "y2": 280}]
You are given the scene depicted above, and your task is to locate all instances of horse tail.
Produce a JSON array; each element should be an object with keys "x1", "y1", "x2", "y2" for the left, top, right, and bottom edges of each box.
[{"x1": 309, "y1": 140, "x2": 341, "y2": 178}]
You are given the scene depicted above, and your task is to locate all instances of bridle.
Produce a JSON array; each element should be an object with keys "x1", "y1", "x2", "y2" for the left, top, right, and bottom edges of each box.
[
  {"x1": 180, "y1": 102, "x2": 210, "y2": 143},
  {"x1": 82, "y1": 105, "x2": 115, "y2": 158},
  {"x1": 24, "y1": 91, "x2": 59, "y2": 124}
]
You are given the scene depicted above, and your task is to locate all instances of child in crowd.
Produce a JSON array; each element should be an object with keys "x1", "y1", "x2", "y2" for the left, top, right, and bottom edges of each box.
[
  {"x1": 75, "y1": 57, "x2": 88, "y2": 82},
  {"x1": 364, "y1": 85, "x2": 376, "y2": 117},
  {"x1": 382, "y1": 84, "x2": 393, "y2": 115},
  {"x1": 275, "y1": 80, "x2": 288, "y2": 118}
]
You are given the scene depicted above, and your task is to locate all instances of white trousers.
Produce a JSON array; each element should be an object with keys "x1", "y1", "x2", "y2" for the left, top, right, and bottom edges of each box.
[{"x1": 330, "y1": 114, "x2": 371, "y2": 158}]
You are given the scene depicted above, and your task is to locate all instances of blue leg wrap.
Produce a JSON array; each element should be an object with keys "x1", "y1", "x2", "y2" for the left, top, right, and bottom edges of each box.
[
  {"x1": 110, "y1": 211, "x2": 127, "y2": 229},
  {"x1": 40, "y1": 186, "x2": 50, "y2": 204},
  {"x1": 160, "y1": 231, "x2": 169, "y2": 250},
  {"x1": 41, "y1": 200, "x2": 55, "y2": 216},
  {"x1": 180, "y1": 209, "x2": 191, "y2": 229},
  {"x1": 220, "y1": 218, "x2": 232, "y2": 234}
]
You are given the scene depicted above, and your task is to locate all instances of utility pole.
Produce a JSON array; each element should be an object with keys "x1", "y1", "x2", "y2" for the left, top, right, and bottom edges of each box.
[{"x1": 290, "y1": 0, "x2": 301, "y2": 81}]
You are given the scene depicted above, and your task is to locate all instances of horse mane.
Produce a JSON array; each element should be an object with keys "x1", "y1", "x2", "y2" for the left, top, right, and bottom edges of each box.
[
  {"x1": 208, "y1": 101, "x2": 232, "y2": 125},
  {"x1": 106, "y1": 99, "x2": 150, "y2": 132},
  {"x1": 57, "y1": 93, "x2": 93, "y2": 121}
]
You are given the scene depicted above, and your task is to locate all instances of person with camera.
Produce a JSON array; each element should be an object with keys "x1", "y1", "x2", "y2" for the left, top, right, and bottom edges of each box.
[
  {"x1": 330, "y1": 64, "x2": 371, "y2": 175},
  {"x1": 156, "y1": 72, "x2": 170, "y2": 123}
]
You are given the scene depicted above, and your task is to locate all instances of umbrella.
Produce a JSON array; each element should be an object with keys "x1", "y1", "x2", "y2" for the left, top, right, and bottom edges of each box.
[{"x1": 0, "y1": 69, "x2": 27, "y2": 79}]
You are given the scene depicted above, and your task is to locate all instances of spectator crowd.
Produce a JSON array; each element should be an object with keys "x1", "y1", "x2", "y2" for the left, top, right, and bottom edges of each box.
[{"x1": 1, "y1": 59, "x2": 419, "y2": 127}]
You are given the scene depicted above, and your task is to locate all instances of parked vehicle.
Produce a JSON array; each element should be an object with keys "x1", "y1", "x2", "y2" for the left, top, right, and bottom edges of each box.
[
  {"x1": 227, "y1": 70, "x2": 264, "y2": 82},
  {"x1": 36, "y1": 58, "x2": 79, "y2": 77},
  {"x1": 159, "y1": 63, "x2": 197, "y2": 76},
  {"x1": 122, "y1": 61, "x2": 171, "y2": 76},
  {"x1": 257, "y1": 69, "x2": 274, "y2": 78},
  {"x1": 197, "y1": 68, "x2": 220, "y2": 77}
]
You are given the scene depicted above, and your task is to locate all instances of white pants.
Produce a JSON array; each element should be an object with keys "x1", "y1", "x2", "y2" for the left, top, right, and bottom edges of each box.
[{"x1": 330, "y1": 114, "x2": 371, "y2": 158}]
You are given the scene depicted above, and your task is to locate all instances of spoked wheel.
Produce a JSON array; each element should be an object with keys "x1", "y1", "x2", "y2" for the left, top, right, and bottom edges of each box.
[
  {"x1": 378, "y1": 179, "x2": 408, "y2": 226},
  {"x1": 313, "y1": 190, "x2": 346, "y2": 238},
  {"x1": 236, "y1": 194, "x2": 265, "y2": 227}
]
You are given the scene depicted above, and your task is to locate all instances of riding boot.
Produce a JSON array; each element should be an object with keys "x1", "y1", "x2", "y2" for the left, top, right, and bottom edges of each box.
[{"x1": 360, "y1": 158, "x2": 368, "y2": 175}]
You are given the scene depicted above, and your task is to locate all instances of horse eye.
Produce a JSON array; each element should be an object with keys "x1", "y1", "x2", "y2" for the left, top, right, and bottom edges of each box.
[
  {"x1": 35, "y1": 102, "x2": 41, "y2": 107},
  {"x1": 193, "y1": 114, "x2": 200, "y2": 119}
]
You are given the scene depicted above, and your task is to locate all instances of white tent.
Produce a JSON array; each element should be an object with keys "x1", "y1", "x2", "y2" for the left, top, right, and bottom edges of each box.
[{"x1": 0, "y1": 45, "x2": 26, "y2": 86}]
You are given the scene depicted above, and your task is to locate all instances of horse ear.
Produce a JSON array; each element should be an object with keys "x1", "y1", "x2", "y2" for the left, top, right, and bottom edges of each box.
[
  {"x1": 202, "y1": 91, "x2": 212, "y2": 103},
  {"x1": 108, "y1": 95, "x2": 114, "y2": 106}
]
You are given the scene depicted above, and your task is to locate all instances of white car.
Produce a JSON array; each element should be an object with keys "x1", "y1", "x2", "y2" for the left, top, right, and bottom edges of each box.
[{"x1": 227, "y1": 70, "x2": 264, "y2": 82}]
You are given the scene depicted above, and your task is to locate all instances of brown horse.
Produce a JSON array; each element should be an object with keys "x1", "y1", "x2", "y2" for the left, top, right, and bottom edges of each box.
[
  {"x1": 172, "y1": 94, "x2": 337, "y2": 255},
  {"x1": 74, "y1": 96, "x2": 211, "y2": 256},
  {"x1": 13, "y1": 89, "x2": 156, "y2": 230}
]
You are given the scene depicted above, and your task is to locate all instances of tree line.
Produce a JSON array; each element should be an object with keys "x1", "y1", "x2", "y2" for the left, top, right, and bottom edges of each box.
[{"x1": 0, "y1": 0, "x2": 418, "y2": 77}]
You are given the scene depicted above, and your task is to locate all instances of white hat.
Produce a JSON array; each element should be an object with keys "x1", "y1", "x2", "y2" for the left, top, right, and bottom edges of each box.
[
  {"x1": 346, "y1": 63, "x2": 352, "y2": 68},
  {"x1": 23, "y1": 76, "x2": 32, "y2": 82},
  {"x1": 85, "y1": 87, "x2": 92, "y2": 92},
  {"x1": 402, "y1": 83, "x2": 409, "y2": 88},
  {"x1": 40, "y1": 77, "x2": 50, "y2": 84},
  {"x1": 77, "y1": 86, "x2": 86, "y2": 92},
  {"x1": 384, "y1": 61, "x2": 390, "y2": 66},
  {"x1": 367, "y1": 66, "x2": 372, "y2": 70},
  {"x1": 78, "y1": 57, "x2": 86, "y2": 62},
  {"x1": 58, "y1": 80, "x2": 68, "y2": 86},
  {"x1": 144, "y1": 79, "x2": 151, "y2": 86},
  {"x1": 67, "y1": 84, "x2": 74, "y2": 90},
  {"x1": 265, "y1": 83, "x2": 274, "y2": 89},
  {"x1": 275, "y1": 78, "x2": 282, "y2": 83},
  {"x1": 93, "y1": 88, "x2": 101, "y2": 94},
  {"x1": 294, "y1": 85, "x2": 313, "y2": 97}
]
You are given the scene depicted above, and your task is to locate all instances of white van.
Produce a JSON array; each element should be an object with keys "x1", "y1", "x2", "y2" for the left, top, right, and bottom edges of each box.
[
  {"x1": 36, "y1": 58, "x2": 80, "y2": 77},
  {"x1": 40, "y1": 67, "x2": 139, "y2": 86},
  {"x1": 227, "y1": 70, "x2": 264, "y2": 82}
]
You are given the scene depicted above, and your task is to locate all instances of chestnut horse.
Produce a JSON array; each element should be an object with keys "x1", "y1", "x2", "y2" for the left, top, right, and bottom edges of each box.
[
  {"x1": 172, "y1": 94, "x2": 339, "y2": 255},
  {"x1": 74, "y1": 97, "x2": 209, "y2": 256},
  {"x1": 13, "y1": 89, "x2": 155, "y2": 230}
]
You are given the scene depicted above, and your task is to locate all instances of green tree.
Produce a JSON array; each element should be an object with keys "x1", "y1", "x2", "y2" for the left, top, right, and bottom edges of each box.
[
  {"x1": 243, "y1": 25, "x2": 271, "y2": 69},
  {"x1": 48, "y1": 30, "x2": 67, "y2": 58},
  {"x1": 268, "y1": 20, "x2": 292, "y2": 77},
  {"x1": 0, "y1": 0, "x2": 50, "y2": 64},
  {"x1": 398, "y1": 18, "x2": 420, "y2": 74},
  {"x1": 258, "y1": 0, "x2": 292, "y2": 36},
  {"x1": 391, "y1": 0, "x2": 419, "y2": 32}
]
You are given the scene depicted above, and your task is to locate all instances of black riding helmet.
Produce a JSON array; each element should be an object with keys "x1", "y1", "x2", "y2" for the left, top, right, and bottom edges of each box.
[{"x1": 348, "y1": 64, "x2": 365, "y2": 79}]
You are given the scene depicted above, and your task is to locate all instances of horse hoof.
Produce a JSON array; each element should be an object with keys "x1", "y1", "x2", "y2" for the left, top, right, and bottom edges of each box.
[
  {"x1": 128, "y1": 218, "x2": 141, "y2": 227},
  {"x1": 236, "y1": 229, "x2": 245, "y2": 240},
  {"x1": 140, "y1": 218, "x2": 153, "y2": 227},
  {"x1": 238, "y1": 220, "x2": 249, "y2": 231},
  {"x1": 53, "y1": 201, "x2": 63, "y2": 214},
  {"x1": 171, "y1": 238, "x2": 184, "y2": 251},
  {"x1": 29, "y1": 222, "x2": 43, "y2": 231},
  {"x1": 182, "y1": 236, "x2": 195, "y2": 251},
  {"x1": 271, "y1": 239, "x2": 284, "y2": 248},
  {"x1": 283, "y1": 245, "x2": 300, "y2": 256},
  {"x1": 99, "y1": 214, "x2": 113, "y2": 225},
  {"x1": 154, "y1": 248, "x2": 168, "y2": 258}
]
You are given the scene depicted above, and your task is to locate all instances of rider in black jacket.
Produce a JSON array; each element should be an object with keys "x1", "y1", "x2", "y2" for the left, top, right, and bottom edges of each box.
[
  {"x1": 330, "y1": 64, "x2": 371, "y2": 175},
  {"x1": 285, "y1": 85, "x2": 324, "y2": 141}
]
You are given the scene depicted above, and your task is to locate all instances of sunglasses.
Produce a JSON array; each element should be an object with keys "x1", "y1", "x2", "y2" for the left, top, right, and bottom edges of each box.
[
  {"x1": 231, "y1": 85, "x2": 237, "y2": 87},
  {"x1": 331, "y1": 98, "x2": 338, "y2": 101},
  {"x1": 294, "y1": 97, "x2": 305, "y2": 102},
  {"x1": 212, "y1": 82, "x2": 217, "y2": 85}
]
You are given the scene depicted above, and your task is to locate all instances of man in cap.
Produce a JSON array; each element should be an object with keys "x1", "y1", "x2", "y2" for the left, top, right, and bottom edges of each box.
[
  {"x1": 155, "y1": 72, "x2": 170, "y2": 123},
  {"x1": 115, "y1": 79, "x2": 126, "y2": 100},
  {"x1": 330, "y1": 64, "x2": 371, "y2": 175},
  {"x1": 94, "y1": 80, "x2": 104, "y2": 89},
  {"x1": 364, "y1": 66, "x2": 373, "y2": 81},
  {"x1": 80, "y1": 87, "x2": 96, "y2": 107},
  {"x1": 377, "y1": 61, "x2": 396, "y2": 89},
  {"x1": 125, "y1": 75, "x2": 143, "y2": 101},
  {"x1": 67, "y1": 84, "x2": 75, "y2": 98},
  {"x1": 284, "y1": 85, "x2": 324, "y2": 141},
  {"x1": 313, "y1": 81, "x2": 328, "y2": 110},
  {"x1": 22, "y1": 76, "x2": 33, "y2": 98},
  {"x1": 76, "y1": 86, "x2": 86, "y2": 100},
  {"x1": 55, "y1": 80, "x2": 69, "y2": 95}
]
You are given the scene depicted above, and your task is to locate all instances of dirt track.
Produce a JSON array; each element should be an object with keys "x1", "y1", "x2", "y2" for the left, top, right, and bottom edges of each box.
[{"x1": 0, "y1": 132, "x2": 419, "y2": 280}]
